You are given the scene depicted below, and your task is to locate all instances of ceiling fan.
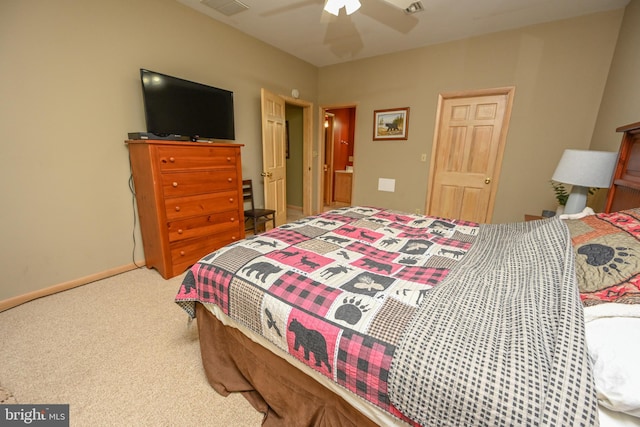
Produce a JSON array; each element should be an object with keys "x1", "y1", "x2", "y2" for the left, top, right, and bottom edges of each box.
[
  {"x1": 268, "y1": 1, "x2": 422, "y2": 33},
  {"x1": 261, "y1": 0, "x2": 423, "y2": 21},
  {"x1": 254, "y1": 0, "x2": 424, "y2": 60},
  {"x1": 319, "y1": 0, "x2": 422, "y2": 59},
  {"x1": 323, "y1": 0, "x2": 424, "y2": 15},
  {"x1": 323, "y1": 0, "x2": 362, "y2": 15}
]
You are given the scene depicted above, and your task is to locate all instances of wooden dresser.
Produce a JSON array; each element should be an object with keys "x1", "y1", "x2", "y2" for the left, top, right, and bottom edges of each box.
[{"x1": 126, "y1": 140, "x2": 245, "y2": 279}]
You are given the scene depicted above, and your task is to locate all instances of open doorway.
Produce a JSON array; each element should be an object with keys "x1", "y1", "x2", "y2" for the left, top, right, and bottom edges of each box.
[
  {"x1": 321, "y1": 106, "x2": 356, "y2": 211},
  {"x1": 260, "y1": 89, "x2": 313, "y2": 224},
  {"x1": 285, "y1": 103, "x2": 305, "y2": 222},
  {"x1": 282, "y1": 95, "x2": 313, "y2": 222}
]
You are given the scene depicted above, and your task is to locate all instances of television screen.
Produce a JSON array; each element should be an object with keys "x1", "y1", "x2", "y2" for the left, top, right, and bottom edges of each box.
[{"x1": 140, "y1": 69, "x2": 235, "y2": 141}]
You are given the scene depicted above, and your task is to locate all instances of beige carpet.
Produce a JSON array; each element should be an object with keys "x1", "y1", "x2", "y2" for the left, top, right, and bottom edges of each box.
[
  {"x1": 0, "y1": 386, "x2": 17, "y2": 404},
  {"x1": 0, "y1": 268, "x2": 264, "y2": 426}
]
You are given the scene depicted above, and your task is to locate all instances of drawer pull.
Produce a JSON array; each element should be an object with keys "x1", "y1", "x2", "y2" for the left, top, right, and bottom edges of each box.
[
  {"x1": 178, "y1": 229, "x2": 183, "y2": 234},
  {"x1": 175, "y1": 206, "x2": 181, "y2": 212},
  {"x1": 169, "y1": 157, "x2": 175, "y2": 163},
  {"x1": 172, "y1": 182, "x2": 178, "y2": 187},
  {"x1": 229, "y1": 198, "x2": 234, "y2": 203},
  {"x1": 230, "y1": 217, "x2": 235, "y2": 222},
  {"x1": 180, "y1": 251, "x2": 185, "y2": 256},
  {"x1": 226, "y1": 157, "x2": 231, "y2": 162},
  {"x1": 227, "y1": 177, "x2": 233, "y2": 182}
]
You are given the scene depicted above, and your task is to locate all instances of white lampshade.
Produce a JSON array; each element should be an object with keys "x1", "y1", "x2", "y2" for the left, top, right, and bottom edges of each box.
[
  {"x1": 551, "y1": 149, "x2": 618, "y2": 214},
  {"x1": 324, "y1": 0, "x2": 361, "y2": 16}
]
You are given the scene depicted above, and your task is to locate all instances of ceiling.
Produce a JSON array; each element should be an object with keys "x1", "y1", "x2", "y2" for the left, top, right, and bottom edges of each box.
[{"x1": 177, "y1": 0, "x2": 630, "y2": 67}]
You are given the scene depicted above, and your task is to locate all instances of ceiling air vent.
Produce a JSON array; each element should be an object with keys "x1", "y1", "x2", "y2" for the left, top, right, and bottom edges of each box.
[
  {"x1": 404, "y1": 1, "x2": 424, "y2": 14},
  {"x1": 200, "y1": 0, "x2": 249, "y2": 16}
]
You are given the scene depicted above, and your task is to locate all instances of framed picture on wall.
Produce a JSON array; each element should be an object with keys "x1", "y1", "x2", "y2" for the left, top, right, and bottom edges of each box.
[{"x1": 373, "y1": 107, "x2": 410, "y2": 141}]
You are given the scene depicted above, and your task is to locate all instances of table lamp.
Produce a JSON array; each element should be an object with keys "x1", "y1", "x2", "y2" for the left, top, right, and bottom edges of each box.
[{"x1": 551, "y1": 149, "x2": 617, "y2": 214}]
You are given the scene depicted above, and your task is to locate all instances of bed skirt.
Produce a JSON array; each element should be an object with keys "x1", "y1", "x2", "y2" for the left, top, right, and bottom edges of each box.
[{"x1": 195, "y1": 303, "x2": 379, "y2": 427}]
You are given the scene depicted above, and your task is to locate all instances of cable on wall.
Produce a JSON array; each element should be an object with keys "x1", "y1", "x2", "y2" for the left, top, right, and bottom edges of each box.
[{"x1": 128, "y1": 153, "x2": 144, "y2": 269}]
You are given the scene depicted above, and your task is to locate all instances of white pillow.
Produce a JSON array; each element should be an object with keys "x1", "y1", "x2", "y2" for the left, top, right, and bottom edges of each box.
[
  {"x1": 585, "y1": 304, "x2": 640, "y2": 418},
  {"x1": 599, "y1": 406, "x2": 640, "y2": 427}
]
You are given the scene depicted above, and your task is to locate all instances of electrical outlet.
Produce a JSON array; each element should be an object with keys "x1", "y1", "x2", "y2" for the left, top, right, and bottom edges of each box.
[
  {"x1": 420, "y1": 153, "x2": 427, "y2": 162},
  {"x1": 415, "y1": 208, "x2": 422, "y2": 215}
]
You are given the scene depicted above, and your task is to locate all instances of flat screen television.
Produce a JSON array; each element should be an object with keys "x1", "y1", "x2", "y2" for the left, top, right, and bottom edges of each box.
[{"x1": 139, "y1": 69, "x2": 235, "y2": 141}]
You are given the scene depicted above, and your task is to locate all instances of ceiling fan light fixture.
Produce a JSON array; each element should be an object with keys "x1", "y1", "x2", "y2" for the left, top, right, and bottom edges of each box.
[
  {"x1": 344, "y1": 0, "x2": 361, "y2": 15},
  {"x1": 324, "y1": 0, "x2": 361, "y2": 16},
  {"x1": 324, "y1": 0, "x2": 341, "y2": 15}
]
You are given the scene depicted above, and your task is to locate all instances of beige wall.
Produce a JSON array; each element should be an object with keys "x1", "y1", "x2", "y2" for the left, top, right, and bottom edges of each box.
[
  {"x1": 591, "y1": 0, "x2": 640, "y2": 151},
  {"x1": 0, "y1": 0, "x2": 317, "y2": 302},
  {"x1": 318, "y1": 9, "x2": 624, "y2": 222}
]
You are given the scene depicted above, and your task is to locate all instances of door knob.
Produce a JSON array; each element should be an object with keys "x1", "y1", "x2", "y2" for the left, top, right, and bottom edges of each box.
[{"x1": 485, "y1": 178, "x2": 491, "y2": 184}]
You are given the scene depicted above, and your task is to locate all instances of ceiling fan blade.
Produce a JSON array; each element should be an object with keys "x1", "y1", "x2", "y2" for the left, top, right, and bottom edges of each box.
[
  {"x1": 323, "y1": 13, "x2": 364, "y2": 59},
  {"x1": 320, "y1": 8, "x2": 339, "y2": 24},
  {"x1": 359, "y1": 0, "x2": 419, "y2": 34}
]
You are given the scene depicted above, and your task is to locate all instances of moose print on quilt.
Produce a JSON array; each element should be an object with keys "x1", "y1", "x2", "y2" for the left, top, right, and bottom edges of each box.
[{"x1": 176, "y1": 206, "x2": 478, "y2": 424}]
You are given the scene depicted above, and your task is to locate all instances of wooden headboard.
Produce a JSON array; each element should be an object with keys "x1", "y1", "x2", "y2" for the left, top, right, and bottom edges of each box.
[{"x1": 605, "y1": 121, "x2": 640, "y2": 213}]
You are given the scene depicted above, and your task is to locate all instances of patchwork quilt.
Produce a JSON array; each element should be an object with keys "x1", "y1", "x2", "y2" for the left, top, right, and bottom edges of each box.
[
  {"x1": 175, "y1": 206, "x2": 597, "y2": 426},
  {"x1": 565, "y1": 208, "x2": 640, "y2": 305},
  {"x1": 176, "y1": 206, "x2": 477, "y2": 424}
]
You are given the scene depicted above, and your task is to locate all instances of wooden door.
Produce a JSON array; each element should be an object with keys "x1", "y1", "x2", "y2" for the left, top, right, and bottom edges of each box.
[
  {"x1": 261, "y1": 88, "x2": 287, "y2": 226},
  {"x1": 426, "y1": 87, "x2": 515, "y2": 223}
]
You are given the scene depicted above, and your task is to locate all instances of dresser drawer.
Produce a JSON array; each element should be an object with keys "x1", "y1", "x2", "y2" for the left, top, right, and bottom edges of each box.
[
  {"x1": 170, "y1": 230, "x2": 241, "y2": 275},
  {"x1": 168, "y1": 211, "x2": 240, "y2": 242},
  {"x1": 165, "y1": 191, "x2": 239, "y2": 221},
  {"x1": 162, "y1": 170, "x2": 238, "y2": 197},
  {"x1": 156, "y1": 146, "x2": 238, "y2": 171}
]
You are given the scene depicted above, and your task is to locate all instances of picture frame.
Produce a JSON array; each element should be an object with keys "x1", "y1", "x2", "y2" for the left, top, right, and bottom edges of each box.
[{"x1": 373, "y1": 107, "x2": 409, "y2": 140}]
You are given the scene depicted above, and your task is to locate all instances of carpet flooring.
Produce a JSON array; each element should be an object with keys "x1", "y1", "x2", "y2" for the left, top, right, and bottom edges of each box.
[{"x1": 0, "y1": 268, "x2": 264, "y2": 426}]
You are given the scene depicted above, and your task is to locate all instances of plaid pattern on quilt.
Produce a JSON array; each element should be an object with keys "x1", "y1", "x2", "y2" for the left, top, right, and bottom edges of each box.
[
  {"x1": 176, "y1": 207, "x2": 478, "y2": 425},
  {"x1": 389, "y1": 217, "x2": 598, "y2": 426}
]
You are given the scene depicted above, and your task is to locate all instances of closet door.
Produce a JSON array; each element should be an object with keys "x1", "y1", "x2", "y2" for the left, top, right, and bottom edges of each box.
[{"x1": 427, "y1": 87, "x2": 515, "y2": 223}]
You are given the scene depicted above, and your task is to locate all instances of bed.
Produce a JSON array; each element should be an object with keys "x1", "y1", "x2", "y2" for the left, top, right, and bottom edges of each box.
[{"x1": 175, "y1": 124, "x2": 640, "y2": 426}]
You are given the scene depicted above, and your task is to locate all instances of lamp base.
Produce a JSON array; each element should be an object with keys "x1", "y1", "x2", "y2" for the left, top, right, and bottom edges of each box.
[{"x1": 564, "y1": 186, "x2": 589, "y2": 215}]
